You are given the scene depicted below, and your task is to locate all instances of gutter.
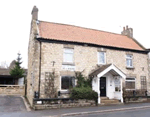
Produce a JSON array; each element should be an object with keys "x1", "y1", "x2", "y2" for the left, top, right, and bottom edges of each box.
[{"x1": 36, "y1": 38, "x2": 148, "y2": 54}]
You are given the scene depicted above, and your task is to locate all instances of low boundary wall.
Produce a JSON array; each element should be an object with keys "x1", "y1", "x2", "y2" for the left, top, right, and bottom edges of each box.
[{"x1": 0, "y1": 85, "x2": 25, "y2": 96}]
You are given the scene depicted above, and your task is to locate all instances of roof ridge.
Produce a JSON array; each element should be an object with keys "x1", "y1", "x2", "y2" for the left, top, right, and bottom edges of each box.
[{"x1": 38, "y1": 20, "x2": 127, "y2": 37}]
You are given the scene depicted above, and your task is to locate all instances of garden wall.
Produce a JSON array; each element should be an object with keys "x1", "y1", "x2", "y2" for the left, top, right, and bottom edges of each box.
[{"x1": 33, "y1": 99, "x2": 96, "y2": 110}]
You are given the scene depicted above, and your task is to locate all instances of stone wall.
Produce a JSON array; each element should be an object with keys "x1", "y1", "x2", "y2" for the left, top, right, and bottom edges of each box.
[
  {"x1": 33, "y1": 99, "x2": 96, "y2": 110},
  {"x1": 38, "y1": 42, "x2": 149, "y2": 98},
  {"x1": 0, "y1": 85, "x2": 25, "y2": 96},
  {"x1": 27, "y1": 20, "x2": 149, "y2": 107},
  {"x1": 26, "y1": 19, "x2": 40, "y2": 106}
]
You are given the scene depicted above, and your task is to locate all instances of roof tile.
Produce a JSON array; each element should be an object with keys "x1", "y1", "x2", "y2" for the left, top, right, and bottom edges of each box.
[{"x1": 38, "y1": 21, "x2": 144, "y2": 51}]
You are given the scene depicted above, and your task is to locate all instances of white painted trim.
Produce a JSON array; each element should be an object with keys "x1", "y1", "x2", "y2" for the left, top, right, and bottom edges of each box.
[
  {"x1": 97, "y1": 51, "x2": 106, "y2": 65},
  {"x1": 60, "y1": 76, "x2": 76, "y2": 91},
  {"x1": 98, "y1": 78, "x2": 101, "y2": 104},
  {"x1": 126, "y1": 54, "x2": 133, "y2": 68},
  {"x1": 125, "y1": 77, "x2": 136, "y2": 90},
  {"x1": 96, "y1": 64, "x2": 126, "y2": 103},
  {"x1": 63, "y1": 48, "x2": 74, "y2": 63},
  {"x1": 36, "y1": 20, "x2": 40, "y2": 35},
  {"x1": 60, "y1": 76, "x2": 69, "y2": 92},
  {"x1": 97, "y1": 64, "x2": 126, "y2": 79},
  {"x1": 120, "y1": 78, "x2": 123, "y2": 103}
]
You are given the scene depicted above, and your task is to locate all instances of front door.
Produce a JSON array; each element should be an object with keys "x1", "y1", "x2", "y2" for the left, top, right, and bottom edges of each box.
[{"x1": 100, "y1": 77, "x2": 106, "y2": 96}]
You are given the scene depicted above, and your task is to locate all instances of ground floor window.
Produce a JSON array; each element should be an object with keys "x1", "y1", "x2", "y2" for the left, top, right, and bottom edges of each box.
[
  {"x1": 140, "y1": 76, "x2": 147, "y2": 90},
  {"x1": 125, "y1": 78, "x2": 135, "y2": 90},
  {"x1": 61, "y1": 76, "x2": 75, "y2": 90}
]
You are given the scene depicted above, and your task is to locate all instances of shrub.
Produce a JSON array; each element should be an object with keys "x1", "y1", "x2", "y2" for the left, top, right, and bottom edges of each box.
[
  {"x1": 70, "y1": 87, "x2": 98, "y2": 104},
  {"x1": 75, "y1": 72, "x2": 92, "y2": 88}
]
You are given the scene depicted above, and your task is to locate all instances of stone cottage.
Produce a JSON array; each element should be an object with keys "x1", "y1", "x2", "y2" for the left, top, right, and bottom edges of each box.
[{"x1": 27, "y1": 6, "x2": 149, "y2": 106}]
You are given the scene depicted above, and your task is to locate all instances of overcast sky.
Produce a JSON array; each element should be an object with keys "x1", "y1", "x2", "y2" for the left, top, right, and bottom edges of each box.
[{"x1": 0, "y1": 0, "x2": 150, "y2": 68}]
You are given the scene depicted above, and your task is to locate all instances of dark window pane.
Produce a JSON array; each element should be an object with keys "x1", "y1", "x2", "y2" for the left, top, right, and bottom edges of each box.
[
  {"x1": 61, "y1": 76, "x2": 75, "y2": 90},
  {"x1": 141, "y1": 76, "x2": 147, "y2": 90},
  {"x1": 126, "y1": 78, "x2": 135, "y2": 80},
  {"x1": 126, "y1": 81, "x2": 135, "y2": 89}
]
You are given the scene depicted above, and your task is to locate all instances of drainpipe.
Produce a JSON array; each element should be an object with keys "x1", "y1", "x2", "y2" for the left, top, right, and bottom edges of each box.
[{"x1": 38, "y1": 41, "x2": 41, "y2": 98}]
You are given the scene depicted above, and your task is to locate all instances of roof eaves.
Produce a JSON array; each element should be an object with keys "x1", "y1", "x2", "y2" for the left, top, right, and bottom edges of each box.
[{"x1": 36, "y1": 37, "x2": 148, "y2": 53}]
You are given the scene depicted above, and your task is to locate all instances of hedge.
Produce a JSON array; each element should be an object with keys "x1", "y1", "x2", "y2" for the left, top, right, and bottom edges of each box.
[{"x1": 70, "y1": 87, "x2": 98, "y2": 105}]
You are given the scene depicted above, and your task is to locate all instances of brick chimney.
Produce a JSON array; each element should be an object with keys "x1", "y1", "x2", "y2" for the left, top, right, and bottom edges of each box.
[
  {"x1": 121, "y1": 25, "x2": 133, "y2": 38},
  {"x1": 31, "y1": 6, "x2": 38, "y2": 20}
]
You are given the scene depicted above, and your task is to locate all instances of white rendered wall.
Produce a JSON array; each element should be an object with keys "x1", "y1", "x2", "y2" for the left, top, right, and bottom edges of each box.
[
  {"x1": 18, "y1": 77, "x2": 24, "y2": 85},
  {"x1": 92, "y1": 76, "x2": 98, "y2": 92},
  {"x1": 103, "y1": 73, "x2": 121, "y2": 100},
  {"x1": 92, "y1": 73, "x2": 122, "y2": 102}
]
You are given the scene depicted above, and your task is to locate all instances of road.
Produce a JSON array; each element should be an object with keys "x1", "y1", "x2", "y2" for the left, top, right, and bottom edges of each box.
[{"x1": 68, "y1": 108, "x2": 150, "y2": 117}]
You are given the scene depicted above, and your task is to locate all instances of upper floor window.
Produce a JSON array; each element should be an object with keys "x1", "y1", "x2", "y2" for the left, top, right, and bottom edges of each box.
[
  {"x1": 98, "y1": 51, "x2": 106, "y2": 64},
  {"x1": 126, "y1": 54, "x2": 133, "y2": 67},
  {"x1": 63, "y1": 48, "x2": 74, "y2": 63}
]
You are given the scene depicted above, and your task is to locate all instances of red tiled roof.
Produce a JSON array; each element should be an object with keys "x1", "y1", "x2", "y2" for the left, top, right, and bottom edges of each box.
[{"x1": 38, "y1": 21, "x2": 144, "y2": 51}]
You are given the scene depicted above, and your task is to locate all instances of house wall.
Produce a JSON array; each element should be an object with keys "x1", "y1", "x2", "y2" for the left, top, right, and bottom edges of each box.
[
  {"x1": 38, "y1": 42, "x2": 149, "y2": 98},
  {"x1": 148, "y1": 52, "x2": 150, "y2": 95},
  {"x1": 27, "y1": 19, "x2": 40, "y2": 106}
]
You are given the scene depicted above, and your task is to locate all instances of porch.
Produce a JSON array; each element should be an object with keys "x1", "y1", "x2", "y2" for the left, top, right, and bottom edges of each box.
[{"x1": 90, "y1": 64, "x2": 126, "y2": 104}]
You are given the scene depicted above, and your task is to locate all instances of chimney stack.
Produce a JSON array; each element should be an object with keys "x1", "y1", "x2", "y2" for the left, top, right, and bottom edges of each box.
[
  {"x1": 31, "y1": 6, "x2": 38, "y2": 20},
  {"x1": 123, "y1": 27, "x2": 125, "y2": 31},
  {"x1": 121, "y1": 25, "x2": 133, "y2": 38}
]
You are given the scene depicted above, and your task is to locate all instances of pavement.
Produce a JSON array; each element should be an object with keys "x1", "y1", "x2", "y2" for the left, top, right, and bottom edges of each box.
[{"x1": 0, "y1": 96, "x2": 150, "y2": 117}]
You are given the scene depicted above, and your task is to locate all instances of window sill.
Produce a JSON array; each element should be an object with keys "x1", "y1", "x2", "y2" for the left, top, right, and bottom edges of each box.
[
  {"x1": 97, "y1": 63, "x2": 106, "y2": 66},
  {"x1": 126, "y1": 66, "x2": 134, "y2": 69},
  {"x1": 125, "y1": 89, "x2": 136, "y2": 91},
  {"x1": 60, "y1": 90, "x2": 70, "y2": 94},
  {"x1": 62, "y1": 62, "x2": 75, "y2": 66}
]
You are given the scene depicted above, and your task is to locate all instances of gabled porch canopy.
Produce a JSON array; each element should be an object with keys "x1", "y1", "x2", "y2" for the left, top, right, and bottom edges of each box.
[
  {"x1": 90, "y1": 64, "x2": 126, "y2": 79},
  {"x1": 90, "y1": 64, "x2": 126, "y2": 104}
]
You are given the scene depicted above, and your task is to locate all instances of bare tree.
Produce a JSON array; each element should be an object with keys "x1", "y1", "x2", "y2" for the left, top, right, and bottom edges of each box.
[{"x1": 0, "y1": 61, "x2": 9, "y2": 68}]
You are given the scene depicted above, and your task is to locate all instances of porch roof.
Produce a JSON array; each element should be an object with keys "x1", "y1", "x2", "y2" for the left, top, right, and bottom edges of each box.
[{"x1": 89, "y1": 64, "x2": 126, "y2": 78}]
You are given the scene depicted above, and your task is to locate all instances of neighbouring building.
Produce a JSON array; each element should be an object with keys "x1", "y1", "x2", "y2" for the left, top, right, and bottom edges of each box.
[
  {"x1": 0, "y1": 60, "x2": 26, "y2": 85},
  {"x1": 27, "y1": 6, "x2": 149, "y2": 106}
]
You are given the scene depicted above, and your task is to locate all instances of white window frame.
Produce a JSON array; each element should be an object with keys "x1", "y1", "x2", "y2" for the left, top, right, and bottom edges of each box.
[
  {"x1": 126, "y1": 54, "x2": 133, "y2": 68},
  {"x1": 60, "y1": 76, "x2": 75, "y2": 91},
  {"x1": 114, "y1": 77, "x2": 121, "y2": 92},
  {"x1": 98, "y1": 51, "x2": 106, "y2": 65},
  {"x1": 63, "y1": 48, "x2": 74, "y2": 63},
  {"x1": 125, "y1": 77, "x2": 136, "y2": 90}
]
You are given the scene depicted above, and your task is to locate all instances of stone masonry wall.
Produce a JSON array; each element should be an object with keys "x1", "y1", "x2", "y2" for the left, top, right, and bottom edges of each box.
[
  {"x1": 39, "y1": 42, "x2": 149, "y2": 98},
  {"x1": 27, "y1": 19, "x2": 40, "y2": 106},
  {"x1": 34, "y1": 99, "x2": 96, "y2": 110}
]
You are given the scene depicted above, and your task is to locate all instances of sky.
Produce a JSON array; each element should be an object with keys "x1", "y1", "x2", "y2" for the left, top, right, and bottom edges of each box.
[{"x1": 0, "y1": 0, "x2": 150, "y2": 68}]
